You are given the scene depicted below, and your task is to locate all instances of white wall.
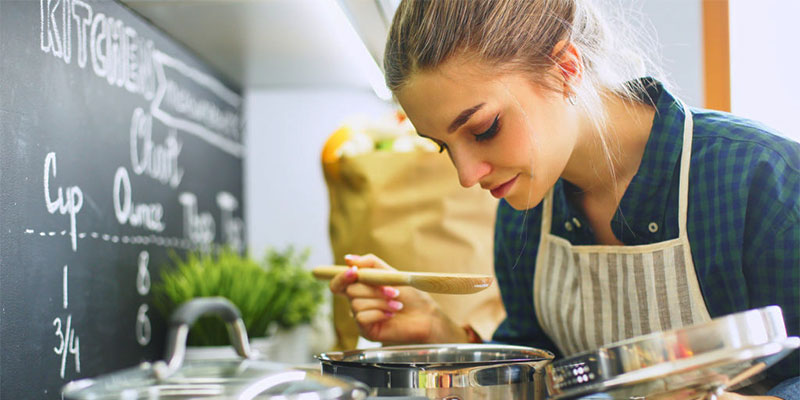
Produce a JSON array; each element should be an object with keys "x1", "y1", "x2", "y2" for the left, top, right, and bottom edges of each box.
[
  {"x1": 244, "y1": 89, "x2": 393, "y2": 266},
  {"x1": 634, "y1": 0, "x2": 703, "y2": 107},
  {"x1": 730, "y1": 0, "x2": 800, "y2": 141}
]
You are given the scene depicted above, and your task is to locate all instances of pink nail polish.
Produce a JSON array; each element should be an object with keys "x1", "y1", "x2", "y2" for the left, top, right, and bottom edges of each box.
[
  {"x1": 344, "y1": 254, "x2": 356, "y2": 261},
  {"x1": 382, "y1": 287, "x2": 400, "y2": 298},
  {"x1": 388, "y1": 300, "x2": 404, "y2": 311},
  {"x1": 345, "y1": 266, "x2": 358, "y2": 278},
  {"x1": 384, "y1": 311, "x2": 395, "y2": 318}
]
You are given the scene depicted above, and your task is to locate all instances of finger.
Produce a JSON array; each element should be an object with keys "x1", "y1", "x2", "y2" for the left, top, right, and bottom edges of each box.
[
  {"x1": 329, "y1": 265, "x2": 358, "y2": 294},
  {"x1": 351, "y1": 298, "x2": 404, "y2": 314},
  {"x1": 355, "y1": 309, "x2": 395, "y2": 326},
  {"x1": 346, "y1": 283, "x2": 401, "y2": 299},
  {"x1": 344, "y1": 253, "x2": 395, "y2": 271}
]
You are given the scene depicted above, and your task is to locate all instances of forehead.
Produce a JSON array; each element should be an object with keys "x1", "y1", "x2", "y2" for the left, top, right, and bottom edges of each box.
[{"x1": 396, "y1": 61, "x2": 503, "y2": 136}]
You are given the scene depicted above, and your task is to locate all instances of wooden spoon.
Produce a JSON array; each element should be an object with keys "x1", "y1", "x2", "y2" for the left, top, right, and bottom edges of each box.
[{"x1": 312, "y1": 265, "x2": 493, "y2": 295}]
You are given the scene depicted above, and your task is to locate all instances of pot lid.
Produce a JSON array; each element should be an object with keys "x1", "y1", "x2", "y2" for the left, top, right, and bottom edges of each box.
[
  {"x1": 63, "y1": 366, "x2": 368, "y2": 399},
  {"x1": 62, "y1": 298, "x2": 369, "y2": 400},
  {"x1": 546, "y1": 306, "x2": 800, "y2": 399}
]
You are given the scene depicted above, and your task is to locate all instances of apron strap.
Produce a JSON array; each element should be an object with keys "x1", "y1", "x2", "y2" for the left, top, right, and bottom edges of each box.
[
  {"x1": 541, "y1": 189, "x2": 554, "y2": 236},
  {"x1": 676, "y1": 100, "x2": 694, "y2": 238}
]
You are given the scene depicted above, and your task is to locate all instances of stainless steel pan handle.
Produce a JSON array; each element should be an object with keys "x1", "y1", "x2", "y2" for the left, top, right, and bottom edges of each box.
[{"x1": 153, "y1": 297, "x2": 252, "y2": 380}]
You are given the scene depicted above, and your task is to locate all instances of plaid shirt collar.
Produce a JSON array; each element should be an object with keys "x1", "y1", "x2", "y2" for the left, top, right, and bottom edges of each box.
[{"x1": 610, "y1": 78, "x2": 686, "y2": 243}]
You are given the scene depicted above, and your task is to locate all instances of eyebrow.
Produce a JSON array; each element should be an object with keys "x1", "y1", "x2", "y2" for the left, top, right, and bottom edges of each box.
[{"x1": 447, "y1": 103, "x2": 485, "y2": 133}]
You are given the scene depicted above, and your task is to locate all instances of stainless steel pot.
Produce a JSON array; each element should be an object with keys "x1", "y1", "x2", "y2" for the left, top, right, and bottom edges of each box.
[
  {"x1": 63, "y1": 298, "x2": 369, "y2": 399},
  {"x1": 317, "y1": 344, "x2": 554, "y2": 399},
  {"x1": 546, "y1": 306, "x2": 800, "y2": 399}
]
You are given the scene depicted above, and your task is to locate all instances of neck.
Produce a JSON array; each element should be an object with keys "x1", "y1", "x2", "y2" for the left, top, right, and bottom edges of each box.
[{"x1": 561, "y1": 93, "x2": 656, "y2": 197}]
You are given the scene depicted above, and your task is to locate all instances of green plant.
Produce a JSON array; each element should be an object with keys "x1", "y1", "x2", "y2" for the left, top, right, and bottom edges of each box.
[{"x1": 153, "y1": 246, "x2": 325, "y2": 346}]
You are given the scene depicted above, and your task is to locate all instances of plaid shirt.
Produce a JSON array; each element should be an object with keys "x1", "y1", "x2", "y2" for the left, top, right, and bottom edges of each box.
[{"x1": 492, "y1": 79, "x2": 800, "y2": 394}]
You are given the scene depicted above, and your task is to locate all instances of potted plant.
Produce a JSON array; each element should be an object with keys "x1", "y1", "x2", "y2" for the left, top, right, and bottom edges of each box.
[{"x1": 152, "y1": 246, "x2": 326, "y2": 362}]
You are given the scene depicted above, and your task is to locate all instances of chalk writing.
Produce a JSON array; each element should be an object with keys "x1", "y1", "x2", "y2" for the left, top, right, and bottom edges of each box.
[
  {"x1": 163, "y1": 80, "x2": 239, "y2": 141},
  {"x1": 151, "y1": 50, "x2": 243, "y2": 157},
  {"x1": 23, "y1": 228, "x2": 216, "y2": 251},
  {"x1": 136, "y1": 251, "x2": 151, "y2": 295},
  {"x1": 113, "y1": 167, "x2": 165, "y2": 232},
  {"x1": 71, "y1": 0, "x2": 91, "y2": 68},
  {"x1": 130, "y1": 108, "x2": 184, "y2": 188},
  {"x1": 53, "y1": 265, "x2": 81, "y2": 379},
  {"x1": 217, "y1": 191, "x2": 244, "y2": 252},
  {"x1": 39, "y1": 0, "x2": 243, "y2": 157},
  {"x1": 53, "y1": 315, "x2": 81, "y2": 379},
  {"x1": 135, "y1": 251, "x2": 151, "y2": 346},
  {"x1": 135, "y1": 304, "x2": 151, "y2": 346},
  {"x1": 40, "y1": 0, "x2": 69, "y2": 62},
  {"x1": 179, "y1": 192, "x2": 215, "y2": 247},
  {"x1": 43, "y1": 152, "x2": 83, "y2": 251},
  {"x1": 40, "y1": 0, "x2": 156, "y2": 99}
]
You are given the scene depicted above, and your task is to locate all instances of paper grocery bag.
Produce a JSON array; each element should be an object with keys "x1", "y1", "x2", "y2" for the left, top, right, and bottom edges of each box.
[{"x1": 324, "y1": 151, "x2": 506, "y2": 350}]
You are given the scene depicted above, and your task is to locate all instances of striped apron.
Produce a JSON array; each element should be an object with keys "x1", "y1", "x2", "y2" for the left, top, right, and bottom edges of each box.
[{"x1": 533, "y1": 100, "x2": 712, "y2": 356}]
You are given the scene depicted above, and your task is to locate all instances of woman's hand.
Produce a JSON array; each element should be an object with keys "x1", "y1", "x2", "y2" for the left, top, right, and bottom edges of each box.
[{"x1": 329, "y1": 253, "x2": 468, "y2": 344}]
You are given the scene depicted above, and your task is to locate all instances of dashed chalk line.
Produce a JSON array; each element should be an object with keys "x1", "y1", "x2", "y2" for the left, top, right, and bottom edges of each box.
[{"x1": 23, "y1": 228, "x2": 198, "y2": 250}]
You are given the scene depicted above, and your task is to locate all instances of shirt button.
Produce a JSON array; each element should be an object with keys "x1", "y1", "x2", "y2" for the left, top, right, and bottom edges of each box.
[
  {"x1": 572, "y1": 217, "x2": 582, "y2": 228},
  {"x1": 648, "y1": 222, "x2": 659, "y2": 233},
  {"x1": 565, "y1": 221, "x2": 574, "y2": 232}
]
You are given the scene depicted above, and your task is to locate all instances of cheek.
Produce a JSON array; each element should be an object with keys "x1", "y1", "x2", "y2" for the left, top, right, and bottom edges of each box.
[
  {"x1": 503, "y1": 117, "x2": 576, "y2": 210},
  {"x1": 492, "y1": 116, "x2": 538, "y2": 170}
]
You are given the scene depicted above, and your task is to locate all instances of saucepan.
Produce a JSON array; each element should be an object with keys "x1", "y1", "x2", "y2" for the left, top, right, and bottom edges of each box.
[
  {"x1": 317, "y1": 343, "x2": 554, "y2": 399},
  {"x1": 63, "y1": 297, "x2": 369, "y2": 399},
  {"x1": 546, "y1": 306, "x2": 800, "y2": 399}
]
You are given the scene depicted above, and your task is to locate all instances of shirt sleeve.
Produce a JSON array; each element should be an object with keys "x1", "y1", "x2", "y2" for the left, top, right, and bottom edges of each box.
[
  {"x1": 741, "y1": 149, "x2": 800, "y2": 390},
  {"x1": 490, "y1": 201, "x2": 561, "y2": 357},
  {"x1": 766, "y1": 376, "x2": 800, "y2": 399}
]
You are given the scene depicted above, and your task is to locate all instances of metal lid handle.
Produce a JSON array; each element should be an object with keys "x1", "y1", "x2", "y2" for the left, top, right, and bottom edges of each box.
[{"x1": 153, "y1": 297, "x2": 252, "y2": 380}]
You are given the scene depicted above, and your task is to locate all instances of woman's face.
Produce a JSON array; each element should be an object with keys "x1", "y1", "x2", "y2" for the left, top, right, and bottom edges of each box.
[{"x1": 396, "y1": 59, "x2": 580, "y2": 210}]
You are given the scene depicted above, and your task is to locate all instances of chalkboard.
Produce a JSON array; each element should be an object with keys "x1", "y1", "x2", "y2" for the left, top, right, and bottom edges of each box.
[{"x1": 0, "y1": 1, "x2": 245, "y2": 397}]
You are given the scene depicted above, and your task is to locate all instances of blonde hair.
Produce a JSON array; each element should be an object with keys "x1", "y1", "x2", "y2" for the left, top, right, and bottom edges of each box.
[
  {"x1": 384, "y1": 0, "x2": 667, "y2": 183},
  {"x1": 385, "y1": 0, "x2": 665, "y2": 111}
]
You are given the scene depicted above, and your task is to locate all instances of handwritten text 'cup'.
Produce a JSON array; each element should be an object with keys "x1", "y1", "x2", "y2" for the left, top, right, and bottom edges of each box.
[{"x1": 43, "y1": 152, "x2": 83, "y2": 251}]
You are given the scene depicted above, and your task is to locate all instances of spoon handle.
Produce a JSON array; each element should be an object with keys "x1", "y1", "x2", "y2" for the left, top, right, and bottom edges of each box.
[{"x1": 312, "y1": 265, "x2": 412, "y2": 286}]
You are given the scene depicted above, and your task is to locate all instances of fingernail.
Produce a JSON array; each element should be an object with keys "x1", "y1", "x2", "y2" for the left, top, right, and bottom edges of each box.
[
  {"x1": 388, "y1": 300, "x2": 404, "y2": 311},
  {"x1": 345, "y1": 266, "x2": 358, "y2": 278},
  {"x1": 384, "y1": 311, "x2": 395, "y2": 318},
  {"x1": 382, "y1": 287, "x2": 400, "y2": 298},
  {"x1": 344, "y1": 254, "x2": 357, "y2": 261}
]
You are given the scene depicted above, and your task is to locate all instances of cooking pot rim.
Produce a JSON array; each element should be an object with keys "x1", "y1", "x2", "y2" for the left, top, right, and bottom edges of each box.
[{"x1": 316, "y1": 343, "x2": 554, "y2": 367}]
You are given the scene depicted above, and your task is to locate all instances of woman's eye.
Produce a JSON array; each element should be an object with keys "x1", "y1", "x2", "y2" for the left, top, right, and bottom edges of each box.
[{"x1": 475, "y1": 115, "x2": 499, "y2": 142}]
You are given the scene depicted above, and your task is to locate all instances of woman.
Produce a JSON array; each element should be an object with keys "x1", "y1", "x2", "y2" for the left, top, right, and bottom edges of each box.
[{"x1": 329, "y1": 1, "x2": 799, "y2": 398}]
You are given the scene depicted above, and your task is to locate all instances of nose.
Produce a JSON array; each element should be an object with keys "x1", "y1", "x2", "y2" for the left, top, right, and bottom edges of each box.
[{"x1": 450, "y1": 148, "x2": 491, "y2": 188}]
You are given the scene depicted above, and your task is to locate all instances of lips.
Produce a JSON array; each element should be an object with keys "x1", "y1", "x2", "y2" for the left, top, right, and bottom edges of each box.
[{"x1": 489, "y1": 175, "x2": 519, "y2": 199}]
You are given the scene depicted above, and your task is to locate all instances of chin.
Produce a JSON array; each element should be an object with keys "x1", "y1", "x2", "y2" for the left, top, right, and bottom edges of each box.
[{"x1": 504, "y1": 192, "x2": 545, "y2": 211}]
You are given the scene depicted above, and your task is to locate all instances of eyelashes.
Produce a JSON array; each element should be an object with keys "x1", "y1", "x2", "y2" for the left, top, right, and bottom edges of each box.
[
  {"x1": 475, "y1": 114, "x2": 500, "y2": 142},
  {"x1": 435, "y1": 114, "x2": 501, "y2": 153}
]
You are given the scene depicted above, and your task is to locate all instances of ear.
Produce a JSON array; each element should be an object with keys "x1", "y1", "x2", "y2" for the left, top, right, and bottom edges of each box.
[{"x1": 550, "y1": 40, "x2": 584, "y2": 98}]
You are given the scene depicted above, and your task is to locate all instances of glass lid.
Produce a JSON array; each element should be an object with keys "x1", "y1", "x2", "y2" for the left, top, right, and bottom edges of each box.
[{"x1": 62, "y1": 298, "x2": 369, "y2": 400}]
